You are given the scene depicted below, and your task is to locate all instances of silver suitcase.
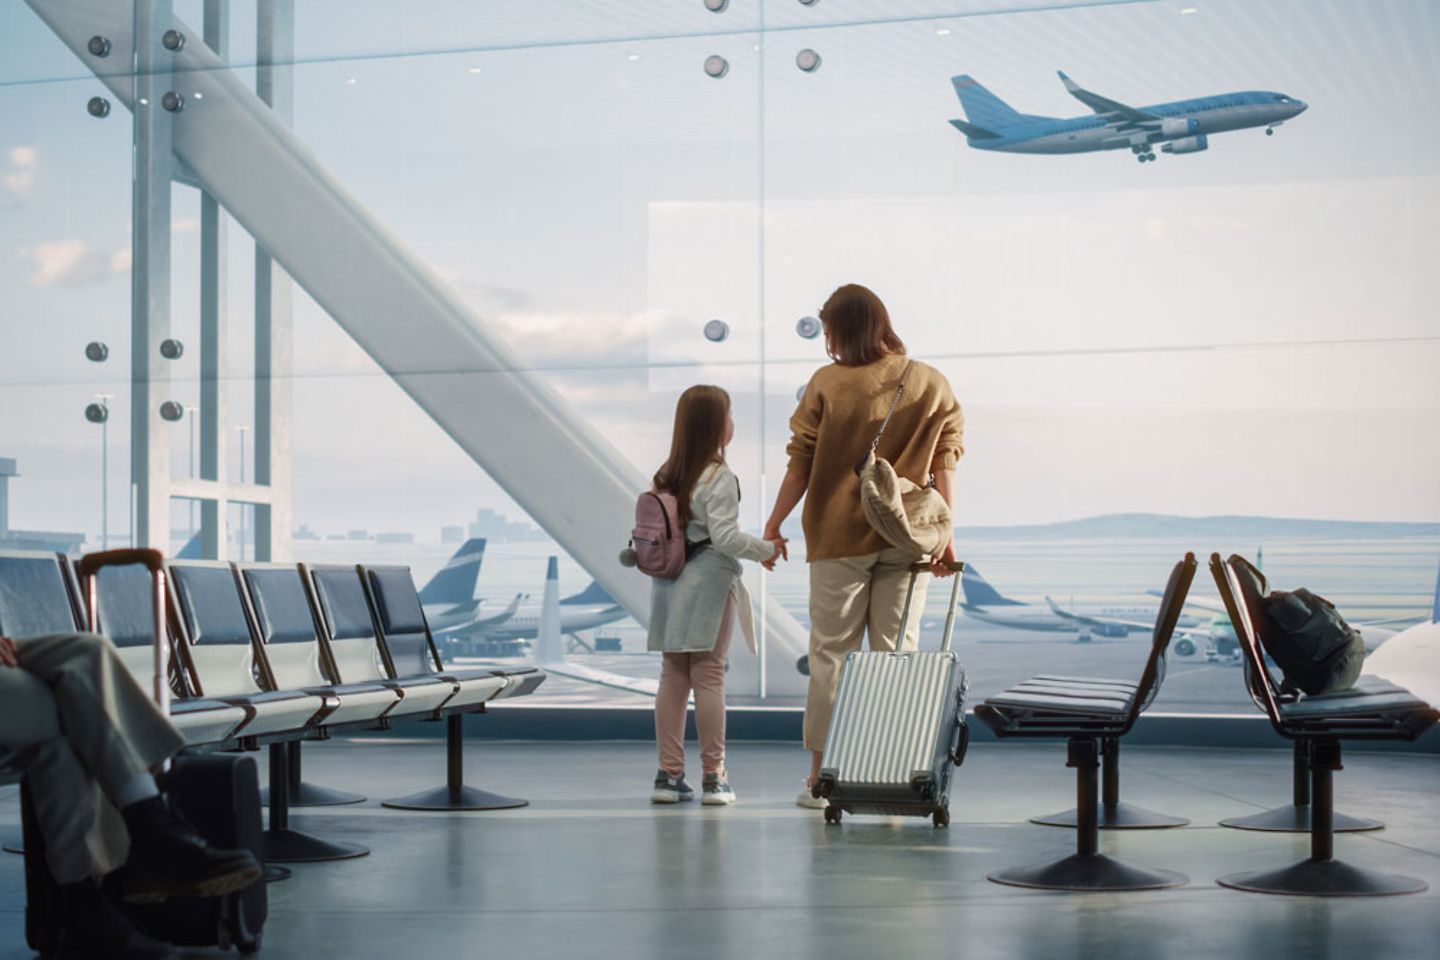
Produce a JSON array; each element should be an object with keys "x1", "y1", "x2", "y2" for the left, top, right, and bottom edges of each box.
[{"x1": 815, "y1": 561, "x2": 969, "y2": 827}]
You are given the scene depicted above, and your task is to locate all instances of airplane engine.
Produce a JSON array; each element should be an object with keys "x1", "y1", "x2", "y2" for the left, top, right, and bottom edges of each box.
[
  {"x1": 1174, "y1": 638, "x2": 1197, "y2": 657},
  {"x1": 1160, "y1": 117, "x2": 1199, "y2": 138},
  {"x1": 1162, "y1": 134, "x2": 1209, "y2": 155},
  {"x1": 1093, "y1": 623, "x2": 1129, "y2": 638}
]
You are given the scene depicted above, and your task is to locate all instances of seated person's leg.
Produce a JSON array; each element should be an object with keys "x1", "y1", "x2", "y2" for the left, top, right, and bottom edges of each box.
[{"x1": 0, "y1": 658, "x2": 177, "y2": 960}]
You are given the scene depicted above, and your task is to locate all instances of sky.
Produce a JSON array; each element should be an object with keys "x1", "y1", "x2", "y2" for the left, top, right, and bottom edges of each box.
[{"x1": 1, "y1": 0, "x2": 1438, "y2": 545}]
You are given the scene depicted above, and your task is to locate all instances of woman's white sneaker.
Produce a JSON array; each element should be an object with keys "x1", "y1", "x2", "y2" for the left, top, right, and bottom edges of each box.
[
  {"x1": 702, "y1": 772, "x2": 737, "y2": 805},
  {"x1": 651, "y1": 770, "x2": 694, "y2": 804},
  {"x1": 795, "y1": 782, "x2": 828, "y2": 809}
]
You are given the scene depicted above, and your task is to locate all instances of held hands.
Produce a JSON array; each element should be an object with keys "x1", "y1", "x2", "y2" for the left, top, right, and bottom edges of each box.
[
  {"x1": 762, "y1": 531, "x2": 789, "y2": 571},
  {"x1": 0, "y1": 636, "x2": 17, "y2": 668}
]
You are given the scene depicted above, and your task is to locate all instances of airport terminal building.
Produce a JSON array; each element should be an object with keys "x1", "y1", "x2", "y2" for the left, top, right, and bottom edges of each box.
[{"x1": 1, "y1": 2, "x2": 1437, "y2": 959}]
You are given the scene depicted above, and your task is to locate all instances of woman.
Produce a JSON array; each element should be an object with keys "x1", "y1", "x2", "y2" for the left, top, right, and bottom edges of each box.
[
  {"x1": 763, "y1": 284, "x2": 964, "y2": 807},
  {"x1": 648, "y1": 385, "x2": 785, "y2": 806}
]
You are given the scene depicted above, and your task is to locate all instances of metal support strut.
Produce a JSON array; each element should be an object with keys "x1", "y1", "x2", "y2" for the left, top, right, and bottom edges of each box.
[
  {"x1": 1218, "y1": 740, "x2": 1426, "y2": 896},
  {"x1": 259, "y1": 741, "x2": 365, "y2": 808},
  {"x1": 989, "y1": 738, "x2": 1187, "y2": 892},
  {"x1": 382, "y1": 713, "x2": 528, "y2": 812},
  {"x1": 1219, "y1": 739, "x2": 1382, "y2": 833},
  {"x1": 262, "y1": 743, "x2": 369, "y2": 864},
  {"x1": 1030, "y1": 736, "x2": 1189, "y2": 830}
]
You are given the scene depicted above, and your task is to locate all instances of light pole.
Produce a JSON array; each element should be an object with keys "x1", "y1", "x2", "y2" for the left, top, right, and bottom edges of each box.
[{"x1": 237, "y1": 424, "x2": 249, "y2": 560}]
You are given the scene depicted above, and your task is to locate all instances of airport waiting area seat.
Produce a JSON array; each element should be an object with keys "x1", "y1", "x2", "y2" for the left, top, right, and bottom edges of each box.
[
  {"x1": 974, "y1": 552, "x2": 1197, "y2": 891},
  {"x1": 305, "y1": 563, "x2": 544, "y2": 810},
  {"x1": 1209, "y1": 553, "x2": 1437, "y2": 896}
]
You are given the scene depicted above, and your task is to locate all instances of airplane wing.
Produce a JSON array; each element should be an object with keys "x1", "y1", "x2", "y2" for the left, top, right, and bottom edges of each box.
[
  {"x1": 1043, "y1": 596, "x2": 1211, "y2": 638},
  {"x1": 1058, "y1": 71, "x2": 1160, "y2": 128},
  {"x1": 535, "y1": 659, "x2": 659, "y2": 698},
  {"x1": 474, "y1": 592, "x2": 523, "y2": 628},
  {"x1": 1147, "y1": 588, "x2": 1227, "y2": 615}
]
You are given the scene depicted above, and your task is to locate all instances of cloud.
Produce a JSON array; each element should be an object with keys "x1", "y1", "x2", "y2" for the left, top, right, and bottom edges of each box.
[
  {"x1": 3, "y1": 145, "x2": 37, "y2": 199},
  {"x1": 22, "y1": 239, "x2": 112, "y2": 287}
]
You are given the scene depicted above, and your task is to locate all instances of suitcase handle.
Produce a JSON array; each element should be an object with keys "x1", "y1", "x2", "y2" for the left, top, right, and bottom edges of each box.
[
  {"x1": 898, "y1": 560, "x2": 965, "y2": 653},
  {"x1": 75, "y1": 548, "x2": 171, "y2": 715}
]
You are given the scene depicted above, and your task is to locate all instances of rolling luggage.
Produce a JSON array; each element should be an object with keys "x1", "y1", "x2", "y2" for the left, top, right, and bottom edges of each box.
[
  {"x1": 24, "y1": 754, "x2": 268, "y2": 955},
  {"x1": 23, "y1": 550, "x2": 267, "y2": 955},
  {"x1": 814, "y1": 561, "x2": 969, "y2": 828}
]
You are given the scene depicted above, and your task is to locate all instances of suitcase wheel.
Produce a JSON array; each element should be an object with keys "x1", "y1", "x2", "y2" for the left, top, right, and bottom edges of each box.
[
  {"x1": 932, "y1": 808, "x2": 950, "y2": 829},
  {"x1": 823, "y1": 805, "x2": 842, "y2": 825}
]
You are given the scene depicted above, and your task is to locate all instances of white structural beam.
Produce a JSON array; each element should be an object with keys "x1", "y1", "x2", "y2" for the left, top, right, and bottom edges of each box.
[
  {"x1": 27, "y1": 0, "x2": 810, "y2": 694},
  {"x1": 129, "y1": 0, "x2": 174, "y2": 550}
]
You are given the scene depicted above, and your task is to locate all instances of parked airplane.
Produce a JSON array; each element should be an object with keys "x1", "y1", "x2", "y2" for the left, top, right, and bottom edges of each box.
[
  {"x1": 416, "y1": 538, "x2": 519, "y2": 637},
  {"x1": 454, "y1": 566, "x2": 629, "y2": 645},
  {"x1": 949, "y1": 71, "x2": 1307, "y2": 163},
  {"x1": 1365, "y1": 561, "x2": 1440, "y2": 706},
  {"x1": 1133, "y1": 554, "x2": 1437, "y2": 663},
  {"x1": 532, "y1": 556, "x2": 659, "y2": 697},
  {"x1": 960, "y1": 566, "x2": 1198, "y2": 640}
]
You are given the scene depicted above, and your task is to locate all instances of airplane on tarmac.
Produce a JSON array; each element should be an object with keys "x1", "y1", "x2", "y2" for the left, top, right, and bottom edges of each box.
[
  {"x1": 1364, "y1": 562, "x2": 1440, "y2": 707},
  {"x1": 959, "y1": 565, "x2": 1201, "y2": 641},
  {"x1": 1129, "y1": 553, "x2": 1439, "y2": 664},
  {"x1": 417, "y1": 538, "x2": 523, "y2": 638},
  {"x1": 459, "y1": 572, "x2": 629, "y2": 645},
  {"x1": 949, "y1": 71, "x2": 1307, "y2": 163},
  {"x1": 530, "y1": 557, "x2": 659, "y2": 697}
]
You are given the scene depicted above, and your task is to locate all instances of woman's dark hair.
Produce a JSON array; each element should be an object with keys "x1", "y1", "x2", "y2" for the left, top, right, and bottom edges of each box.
[
  {"x1": 819, "y1": 283, "x2": 906, "y2": 366},
  {"x1": 654, "y1": 385, "x2": 730, "y2": 528}
]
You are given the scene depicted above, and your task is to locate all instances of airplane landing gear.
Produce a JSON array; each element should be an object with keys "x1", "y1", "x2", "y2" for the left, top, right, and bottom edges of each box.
[
  {"x1": 1266, "y1": 126, "x2": 1275, "y2": 136},
  {"x1": 1134, "y1": 150, "x2": 1156, "y2": 163}
]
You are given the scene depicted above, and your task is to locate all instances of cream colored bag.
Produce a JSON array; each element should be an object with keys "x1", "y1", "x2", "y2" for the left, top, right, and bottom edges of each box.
[{"x1": 854, "y1": 362, "x2": 953, "y2": 557}]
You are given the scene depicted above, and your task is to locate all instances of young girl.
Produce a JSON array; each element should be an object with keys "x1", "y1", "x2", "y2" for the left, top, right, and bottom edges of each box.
[{"x1": 648, "y1": 385, "x2": 784, "y2": 805}]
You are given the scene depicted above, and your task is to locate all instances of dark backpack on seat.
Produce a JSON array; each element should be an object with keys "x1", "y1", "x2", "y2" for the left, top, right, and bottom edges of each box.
[
  {"x1": 1230, "y1": 556, "x2": 1366, "y2": 698},
  {"x1": 1259, "y1": 584, "x2": 1365, "y2": 697}
]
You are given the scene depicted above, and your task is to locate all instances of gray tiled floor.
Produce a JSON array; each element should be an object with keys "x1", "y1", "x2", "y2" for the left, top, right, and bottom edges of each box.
[{"x1": 3, "y1": 739, "x2": 1438, "y2": 960}]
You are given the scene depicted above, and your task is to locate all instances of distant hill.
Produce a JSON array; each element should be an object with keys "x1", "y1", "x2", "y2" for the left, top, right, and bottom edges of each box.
[{"x1": 956, "y1": 513, "x2": 1440, "y2": 540}]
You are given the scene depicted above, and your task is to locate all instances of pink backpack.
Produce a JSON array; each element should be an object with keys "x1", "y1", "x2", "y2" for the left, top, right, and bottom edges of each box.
[{"x1": 627, "y1": 490, "x2": 686, "y2": 579}]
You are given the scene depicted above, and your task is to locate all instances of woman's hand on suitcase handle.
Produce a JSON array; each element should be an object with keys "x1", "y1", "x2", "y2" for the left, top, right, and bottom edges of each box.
[
  {"x1": 0, "y1": 636, "x2": 16, "y2": 668},
  {"x1": 929, "y1": 543, "x2": 959, "y2": 579}
]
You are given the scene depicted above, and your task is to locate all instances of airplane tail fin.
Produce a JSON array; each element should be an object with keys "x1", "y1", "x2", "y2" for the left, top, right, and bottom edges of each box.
[
  {"x1": 961, "y1": 566, "x2": 1025, "y2": 608},
  {"x1": 561, "y1": 579, "x2": 616, "y2": 606},
  {"x1": 1430, "y1": 556, "x2": 1440, "y2": 624},
  {"x1": 951, "y1": 75, "x2": 1025, "y2": 130},
  {"x1": 417, "y1": 538, "x2": 486, "y2": 605},
  {"x1": 176, "y1": 532, "x2": 204, "y2": 560},
  {"x1": 535, "y1": 556, "x2": 564, "y2": 665}
]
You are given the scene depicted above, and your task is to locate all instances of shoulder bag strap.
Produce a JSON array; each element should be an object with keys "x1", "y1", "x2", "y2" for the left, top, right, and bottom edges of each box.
[{"x1": 869, "y1": 359, "x2": 914, "y2": 452}]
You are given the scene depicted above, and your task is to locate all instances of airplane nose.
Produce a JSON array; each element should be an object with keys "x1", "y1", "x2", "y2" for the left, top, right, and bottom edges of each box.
[{"x1": 1292, "y1": 100, "x2": 1308, "y2": 116}]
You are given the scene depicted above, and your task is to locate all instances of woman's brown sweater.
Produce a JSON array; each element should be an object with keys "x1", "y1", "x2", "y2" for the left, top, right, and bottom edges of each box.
[{"x1": 786, "y1": 353, "x2": 963, "y2": 562}]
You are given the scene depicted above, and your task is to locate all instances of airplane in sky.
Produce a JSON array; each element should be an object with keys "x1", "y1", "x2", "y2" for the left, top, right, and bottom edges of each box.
[
  {"x1": 959, "y1": 565, "x2": 1200, "y2": 640},
  {"x1": 949, "y1": 71, "x2": 1307, "y2": 163}
]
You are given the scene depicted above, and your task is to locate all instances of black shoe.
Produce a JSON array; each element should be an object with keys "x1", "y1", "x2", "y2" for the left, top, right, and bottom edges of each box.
[
  {"x1": 109, "y1": 796, "x2": 262, "y2": 904},
  {"x1": 55, "y1": 880, "x2": 179, "y2": 960}
]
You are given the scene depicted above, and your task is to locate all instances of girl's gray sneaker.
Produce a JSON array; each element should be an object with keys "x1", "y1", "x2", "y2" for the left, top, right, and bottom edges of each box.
[
  {"x1": 702, "y1": 772, "x2": 737, "y2": 805},
  {"x1": 651, "y1": 770, "x2": 694, "y2": 804}
]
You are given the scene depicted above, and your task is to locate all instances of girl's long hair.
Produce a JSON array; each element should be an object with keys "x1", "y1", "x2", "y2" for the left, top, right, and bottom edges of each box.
[
  {"x1": 654, "y1": 385, "x2": 730, "y2": 528},
  {"x1": 820, "y1": 283, "x2": 906, "y2": 366}
]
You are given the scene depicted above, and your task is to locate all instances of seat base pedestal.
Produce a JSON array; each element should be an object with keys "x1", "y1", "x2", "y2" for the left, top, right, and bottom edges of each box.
[
  {"x1": 381, "y1": 785, "x2": 528, "y2": 812},
  {"x1": 1218, "y1": 858, "x2": 1426, "y2": 897},
  {"x1": 263, "y1": 827, "x2": 369, "y2": 863},
  {"x1": 1220, "y1": 804, "x2": 1382, "y2": 833},
  {"x1": 263, "y1": 864, "x2": 292, "y2": 883},
  {"x1": 260, "y1": 781, "x2": 367, "y2": 808},
  {"x1": 2, "y1": 834, "x2": 22, "y2": 855},
  {"x1": 1032, "y1": 801, "x2": 1189, "y2": 830},
  {"x1": 989, "y1": 852, "x2": 1187, "y2": 892}
]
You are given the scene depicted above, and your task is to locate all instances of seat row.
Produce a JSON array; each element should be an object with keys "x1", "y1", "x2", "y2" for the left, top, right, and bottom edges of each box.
[
  {"x1": 0, "y1": 547, "x2": 545, "y2": 867},
  {"x1": 971, "y1": 552, "x2": 1437, "y2": 896}
]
